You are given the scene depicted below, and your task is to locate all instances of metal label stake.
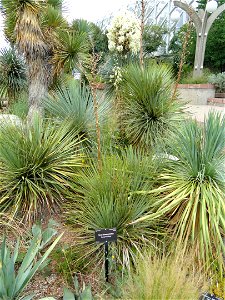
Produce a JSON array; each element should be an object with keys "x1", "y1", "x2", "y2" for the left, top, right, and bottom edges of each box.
[{"x1": 95, "y1": 228, "x2": 117, "y2": 282}]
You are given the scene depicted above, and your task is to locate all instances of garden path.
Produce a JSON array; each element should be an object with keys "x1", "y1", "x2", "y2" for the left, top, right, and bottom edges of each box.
[{"x1": 184, "y1": 104, "x2": 225, "y2": 122}]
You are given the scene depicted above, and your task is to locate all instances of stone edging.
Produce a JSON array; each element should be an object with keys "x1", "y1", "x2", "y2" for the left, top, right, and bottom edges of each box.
[{"x1": 177, "y1": 84, "x2": 215, "y2": 89}]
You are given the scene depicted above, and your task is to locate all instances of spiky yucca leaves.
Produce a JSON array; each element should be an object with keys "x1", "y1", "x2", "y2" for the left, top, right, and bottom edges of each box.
[
  {"x1": 119, "y1": 62, "x2": 183, "y2": 149},
  {"x1": 71, "y1": 19, "x2": 91, "y2": 36},
  {"x1": 66, "y1": 148, "x2": 164, "y2": 270},
  {"x1": 1, "y1": 0, "x2": 47, "y2": 59},
  {"x1": 41, "y1": 4, "x2": 67, "y2": 43},
  {"x1": 52, "y1": 30, "x2": 90, "y2": 75},
  {"x1": 0, "y1": 48, "x2": 27, "y2": 103},
  {"x1": 46, "y1": 0, "x2": 62, "y2": 10},
  {"x1": 0, "y1": 117, "x2": 85, "y2": 221},
  {"x1": 44, "y1": 80, "x2": 109, "y2": 147},
  {"x1": 8, "y1": 93, "x2": 29, "y2": 119},
  {"x1": 0, "y1": 0, "x2": 50, "y2": 119},
  {"x1": 136, "y1": 112, "x2": 225, "y2": 272}
]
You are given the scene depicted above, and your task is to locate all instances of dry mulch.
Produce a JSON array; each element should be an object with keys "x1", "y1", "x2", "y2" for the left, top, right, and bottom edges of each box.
[{"x1": 25, "y1": 272, "x2": 65, "y2": 299}]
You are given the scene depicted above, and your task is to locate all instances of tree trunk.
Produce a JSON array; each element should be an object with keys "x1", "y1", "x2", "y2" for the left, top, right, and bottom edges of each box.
[{"x1": 27, "y1": 58, "x2": 50, "y2": 122}]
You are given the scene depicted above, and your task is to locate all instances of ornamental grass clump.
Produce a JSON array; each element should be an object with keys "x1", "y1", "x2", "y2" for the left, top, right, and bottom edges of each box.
[
  {"x1": 0, "y1": 117, "x2": 84, "y2": 221},
  {"x1": 122, "y1": 251, "x2": 207, "y2": 300},
  {"x1": 66, "y1": 148, "x2": 164, "y2": 270},
  {"x1": 119, "y1": 62, "x2": 183, "y2": 149}
]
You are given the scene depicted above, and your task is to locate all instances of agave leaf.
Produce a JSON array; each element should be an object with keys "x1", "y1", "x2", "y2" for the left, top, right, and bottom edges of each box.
[
  {"x1": 39, "y1": 298, "x2": 56, "y2": 300},
  {"x1": 40, "y1": 227, "x2": 57, "y2": 249},
  {"x1": 16, "y1": 233, "x2": 63, "y2": 295},
  {"x1": 80, "y1": 286, "x2": 92, "y2": 300},
  {"x1": 20, "y1": 294, "x2": 35, "y2": 300},
  {"x1": 63, "y1": 287, "x2": 75, "y2": 300},
  {"x1": 16, "y1": 235, "x2": 41, "y2": 279},
  {"x1": 32, "y1": 224, "x2": 42, "y2": 237},
  {"x1": 74, "y1": 275, "x2": 79, "y2": 294}
]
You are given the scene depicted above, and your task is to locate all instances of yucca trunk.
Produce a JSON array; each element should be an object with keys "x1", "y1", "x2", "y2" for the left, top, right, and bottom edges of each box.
[{"x1": 27, "y1": 59, "x2": 50, "y2": 120}]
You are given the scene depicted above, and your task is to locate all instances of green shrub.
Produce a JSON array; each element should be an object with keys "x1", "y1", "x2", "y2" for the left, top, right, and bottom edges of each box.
[
  {"x1": 66, "y1": 148, "x2": 165, "y2": 271},
  {"x1": 118, "y1": 62, "x2": 183, "y2": 149},
  {"x1": 0, "y1": 117, "x2": 85, "y2": 221},
  {"x1": 208, "y1": 72, "x2": 225, "y2": 92},
  {"x1": 180, "y1": 68, "x2": 211, "y2": 84},
  {"x1": 122, "y1": 251, "x2": 207, "y2": 300},
  {"x1": 0, "y1": 48, "x2": 27, "y2": 104}
]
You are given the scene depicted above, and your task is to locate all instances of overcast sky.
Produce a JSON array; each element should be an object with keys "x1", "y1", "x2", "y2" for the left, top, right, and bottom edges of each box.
[
  {"x1": 63, "y1": 0, "x2": 132, "y2": 23},
  {"x1": 0, "y1": 0, "x2": 133, "y2": 49}
]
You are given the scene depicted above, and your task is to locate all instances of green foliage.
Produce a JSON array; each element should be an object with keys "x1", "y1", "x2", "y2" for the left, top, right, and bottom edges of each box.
[
  {"x1": 64, "y1": 276, "x2": 93, "y2": 300},
  {"x1": 70, "y1": 19, "x2": 108, "y2": 53},
  {"x1": 66, "y1": 148, "x2": 164, "y2": 271},
  {"x1": 118, "y1": 62, "x2": 183, "y2": 149},
  {"x1": 52, "y1": 29, "x2": 90, "y2": 75},
  {"x1": 89, "y1": 22, "x2": 108, "y2": 55},
  {"x1": 204, "y1": 10, "x2": 225, "y2": 72},
  {"x1": 71, "y1": 19, "x2": 91, "y2": 36},
  {"x1": 50, "y1": 245, "x2": 78, "y2": 284},
  {"x1": 8, "y1": 93, "x2": 29, "y2": 119},
  {"x1": 170, "y1": 4, "x2": 225, "y2": 73},
  {"x1": 41, "y1": 4, "x2": 67, "y2": 35},
  {"x1": 137, "y1": 113, "x2": 225, "y2": 272},
  {"x1": 180, "y1": 69, "x2": 211, "y2": 84},
  {"x1": 169, "y1": 23, "x2": 196, "y2": 76},
  {"x1": 0, "y1": 222, "x2": 62, "y2": 300},
  {"x1": 44, "y1": 79, "x2": 109, "y2": 147},
  {"x1": 210, "y1": 277, "x2": 225, "y2": 299},
  {"x1": 40, "y1": 276, "x2": 92, "y2": 300},
  {"x1": 208, "y1": 72, "x2": 225, "y2": 92},
  {"x1": 122, "y1": 251, "x2": 207, "y2": 299},
  {"x1": 46, "y1": 0, "x2": 62, "y2": 9},
  {"x1": 0, "y1": 116, "x2": 85, "y2": 221},
  {"x1": 143, "y1": 24, "x2": 168, "y2": 55},
  {"x1": 0, "y1": 48, "x2": 27, "y2": 103}
]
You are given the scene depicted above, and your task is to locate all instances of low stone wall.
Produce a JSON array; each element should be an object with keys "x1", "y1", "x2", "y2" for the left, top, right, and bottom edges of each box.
[{"x1": 177, "y1": 84, "x2": 215, "y2": 105}]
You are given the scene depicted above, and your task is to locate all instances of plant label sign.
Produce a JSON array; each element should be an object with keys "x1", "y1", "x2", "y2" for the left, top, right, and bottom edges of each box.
[
  {"x1": 95, "y1": 228, "x2": 117, "y2": 243},
  {"x1": 200, "y1": 293, "x2": 222, "y2": 300}
]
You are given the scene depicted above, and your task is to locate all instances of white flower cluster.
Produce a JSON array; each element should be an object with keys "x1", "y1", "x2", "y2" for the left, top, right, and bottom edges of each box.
[
  {"x1": 107, "y1": 11, "x2": 141, "y2": 55},
  {"x1": 110, "y1": 65, "x2": 122, "y2": 87}
]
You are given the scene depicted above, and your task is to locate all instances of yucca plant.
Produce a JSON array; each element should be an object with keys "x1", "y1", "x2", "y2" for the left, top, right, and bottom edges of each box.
[
  {"x1": 118, "y1": 62, "x2": 183, "y2": 149},
  {"x1": 0, "y1": 117, "x2": 85, "y2": 221},
  {"x1": 135, "y1": 112, "x2": 225, "y2": 272},
  {"x1": 52, "y1": 29, "x2": 90, "y2": 75},
  {"x1": 122, "y1": 250, "x2": 207, "y2": 300},
  {"x1": 8, "y1": 92, "x2": 29, "y2": 119},
  {"x1": 66, "y1": 148, "x2": 164, "y2": 270},
  {"x1": 0, "y1": 0, "x2": 50, "y2": 119},
  {"x1": 0, "y1": 222, "x2": 62, "y2": 300},
  {"x1": 0, "y1": 48, "x2": 27, "y2": 103},
  {"x1": 44, "y1": 79, "x2": 109, "y2": 148}
]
